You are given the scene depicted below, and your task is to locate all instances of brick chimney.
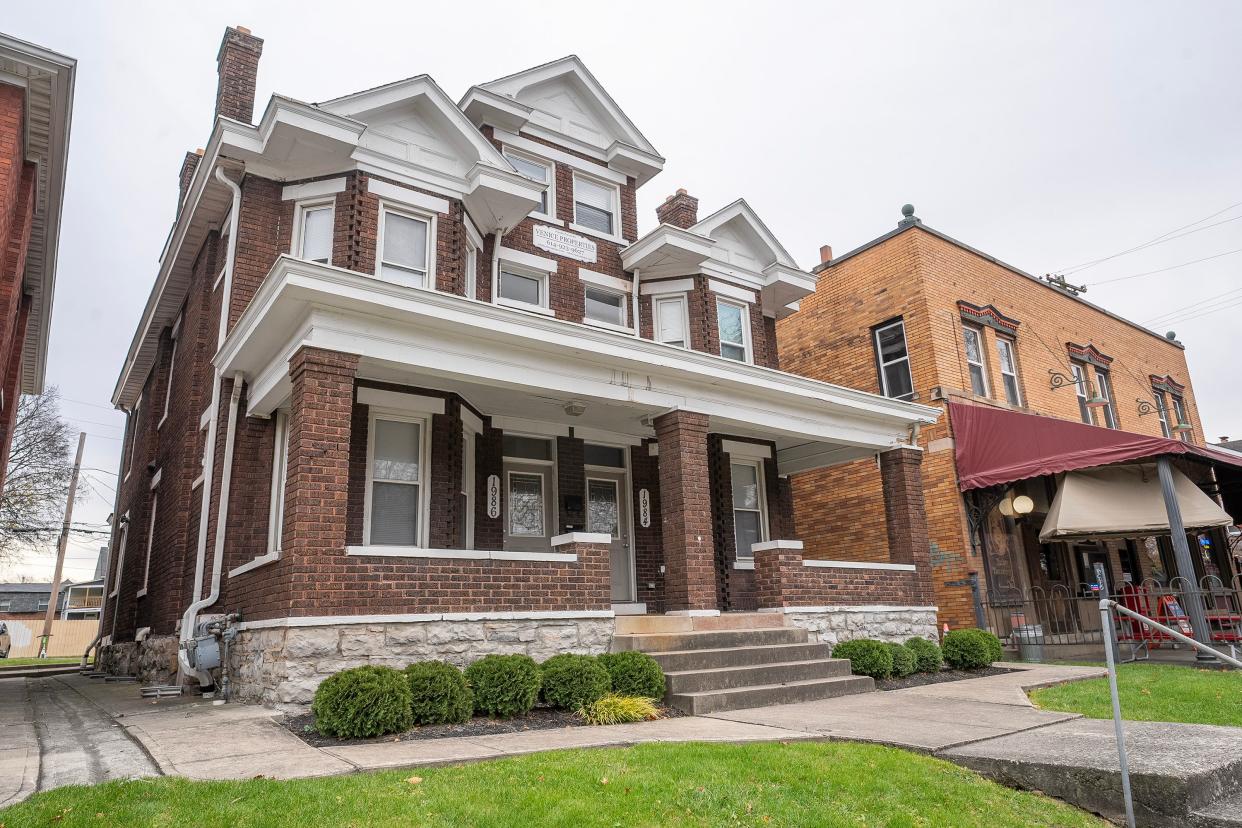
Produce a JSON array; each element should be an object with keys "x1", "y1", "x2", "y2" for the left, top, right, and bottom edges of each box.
[
  {"x1": 818, "y1": 244, "x2": 833, "y2": 264},
  {"x1": 177, "y1": 148, "x2": 204, "y2": 212},
  {"x1": 656, "y1": 189, "x2": 699, "y2": 229},
  {"x1": 215, "y1": 26, "x2": 263, "y2": 124}
]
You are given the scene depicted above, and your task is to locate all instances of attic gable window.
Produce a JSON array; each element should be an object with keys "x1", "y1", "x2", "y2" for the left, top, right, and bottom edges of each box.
[
  {"x1": 504, "y1": 149, "x2": 554, "y2": 219},
  {"x1": 573, "y1": 174, "x2": 617, "y2": 236}
]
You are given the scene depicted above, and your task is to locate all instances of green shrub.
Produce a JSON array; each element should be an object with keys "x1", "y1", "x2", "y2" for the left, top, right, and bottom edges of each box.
[
  {"x1": 905, "y1": 637, "x2": 944, "y2": 673},
  {"x1": 404, "y1": 661, "x2": 473, "y2": 725},
  {"x1": 312, "y1": 665, "x2": 413, "y2": 739},
  {"x1": 464, "y1": 654, "x2": 541, "y2": 718},
  {"x1": 942, "y1": 628, "x2": 1003, "y2": 670},
  {"x1": 886, "y1": 643, "x2": 917, "y2": 678},
  {"x1": 598, "y1": 651, "x2": 666, "y2": 699},
  {"x1": 540, "y1": 654, "x2": 611, "y2": 711},
  {"x1": 579, "y1": 694, "x2": 660, "y2": 725},
  {"x1": 831, "y1": 639, "x2": 893, "y2": 680}
]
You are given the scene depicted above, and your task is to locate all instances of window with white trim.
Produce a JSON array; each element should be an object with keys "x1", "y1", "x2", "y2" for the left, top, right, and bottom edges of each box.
[
  {"x1": 1171, "y1": 394, "x2": 1191, "y2": 441},
  {"x1": 1154, "y1": 389, "x2": 1172, "y2": 437},
  {"x1": 295, "y1": 200, "x2": 334, "y2": 264},
  {"x1": 110, "y1": 520, "x2": 129, "y2": 597},
  {"x1": 654, "y1": 295, "x2": 688, "y2": 348},
  {"x1": 584, "y1": 284, "x2": 627, "y2": 327},
  {"x1": 731, "y1": 460, "x2": 767, "y2": 558},
  {"x1": 498, "y1": 265, "x2": 548, "y2": 309},
  {"x1": 573, "y1": 174, "x2": 617, "y2": 235},
  {"x1": 1071, "y1": 362, "x2": 1093, "y2": 424},
  {"x1": 366, "y1": 413, "x2": 428, "y2": 546},
  {"x1": 125, "y1": 395, "x2": 142, "y2": 479},
  {"x1": 267, "y1": 412, "x2": 290, "y2": 553},
  {"x1": 716, "y1": 298, "x2": 750, "y2": 362},
  {"x1": 996, "y1": 337, "x2": 1022, "y2": 406},
  {"x1": 962, "y1": 325, "x2": 988, "y2": 397},
  {"x1": 160, "y1": 317, "x2": 180, "y2": 427},
  {"x1": 460, "y1": 423, "x2": 476, "y2": 548},
  {"x1": 1094, "y1": 368, "x2": 1117, "y2": 429},
  {"x1": 873, "y1": 319, "x2": 914, "y2": 400},
  {"x1": 464, "y1": 238, "x2": 478, "y2": 300},
  {"x1": 504, "y1": 149, "x2": 554, "y2": 218},
  {"x1": 139, "y1": 492, "x2": 157, "y2": 596},
  {"x1": 377, "y1": 204, "x2": 431, "y2": 287}
]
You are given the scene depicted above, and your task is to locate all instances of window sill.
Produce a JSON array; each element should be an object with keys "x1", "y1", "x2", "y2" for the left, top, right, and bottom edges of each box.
[
  {"x1": 191, "y1": 474, "x2": 204, "y2": 490},
  {"x1": 136, "y1": 588, "x2": 147, "y2": 598},
  {"x1": 802, "y1": 559, "x2": 916, "y2": 572},
  {"x1": 229, "y1": 551, "x2": 280, "y2": 578},
  {"x1": 157, "y1": 414, "x2": 167, "y2": 430},
  {"x1": 732, "y1": 559, "x2": 755, "y2": 570},
  {"x1": 346, "y1": 546, "x2": 578, "y2": 563},
  {"x1": 495, "y1": 297, "x2": 555, "y2": 317},
  {"x1": 568, "y1": 222, "x2": 626, "y2": 245}
]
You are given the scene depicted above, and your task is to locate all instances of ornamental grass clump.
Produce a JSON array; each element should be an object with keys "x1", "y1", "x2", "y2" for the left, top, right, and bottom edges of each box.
[
  {"x1": 404, "y1": 661, "x2": 473, "y2": 725},
  {"x1": 886, "y1": 642, "x2": 917, "y2": 678},
  {"x1": 464, "y1": 654, "x2": 541, "y2": 718},
  {"x1": 942, "y1": 628, "x2": 1004, "y2": 670},
  {"x1": 905, "y1": 637, "x2": 944, "y2": 673},
  {"x1": 540, "y1": 654, "x2": 612, "y2": 711},
  {"x1": 598, "y1": 651, "x2": 666, "y2": 699},
  {"x1": 579, "y1": 694, "x2": 661, "y2": 726},
  {"x1": 831, "y1": 639, "x2": 893, "y2": 680},
  {"x1": 312, "y1": 665, "x2": 413, "y2": 739}
]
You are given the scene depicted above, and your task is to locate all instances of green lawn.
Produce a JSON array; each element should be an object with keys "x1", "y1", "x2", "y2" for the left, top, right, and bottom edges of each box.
[
  {"x1": 0, "y1": 656, "x2": 84, "y2": 668},
  {"x1": 1030, "y1": 662, "x2": 1242, "y2": 727},
  {"x1": 0, "y1": 741, "x2": 1103, "y2": 827}
]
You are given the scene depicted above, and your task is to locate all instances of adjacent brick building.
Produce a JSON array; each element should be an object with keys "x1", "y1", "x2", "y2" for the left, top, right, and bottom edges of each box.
[
  {"x1": 100, "y1": 28, "x2": 940, "y2": 703},
  {"x1": 779, "y1": 205, "x2": 1240, "y2": 631}
]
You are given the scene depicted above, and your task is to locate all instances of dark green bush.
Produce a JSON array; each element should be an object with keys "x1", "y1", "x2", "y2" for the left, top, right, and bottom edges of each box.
[
  {"x1": 942, "y1": 628, "x2": 1003, "y2": 670},
  {"x1": 404, "y1": 661, "x2": 473, "y2": 725},
  {"x1": 540, "y1": 654, "x2": 611, "y2": 710},
  {"x1": 831, "y1": 639, "x2": 893, "y2": 680},
  {"x1": 886, "y1": 643, "x2": 917, "y2": 678},
  {"x1": 464, "y1": 654, "x2": 541, "y2": 718},
  {"x1": 598, "y1": 651, "x2": 666, "y2": 699},
  {"x1": 312, "y1": 665, "x2": 413, "y2": 739},
  {"x1": 905, "y1": 637, "x2": 944, "y2": 673}
]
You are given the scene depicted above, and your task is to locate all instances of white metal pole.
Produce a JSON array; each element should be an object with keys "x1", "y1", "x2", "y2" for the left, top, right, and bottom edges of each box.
[{"x1": 1100, "y1": 599, "x2": 1136, "y2": 828}]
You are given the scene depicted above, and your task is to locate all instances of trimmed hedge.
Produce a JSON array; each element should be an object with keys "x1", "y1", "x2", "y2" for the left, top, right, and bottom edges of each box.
[
  {"x1": 942, "y1": 628, "x2": 1003, "y2": 670},
  {"x1": 598, "y1": 651, "x2": 666, "y2": 699},
  {"x1": 312, "y1": 665, "x2": 413, "y2": 739},
  {"x1": 831, "y1": 639, "x2": 893, "y2": 680},
  {"x1": 464, "y1": 654, "x2": 541, "y2": 718},
  {"x1": 404, "y1": 661, "x2": 473, "y2": 725},
  {"x1": 905, "y1": 637, "x2": 944, "y2": 674},
  {"x1": 540, "y1": 654, "x2": 611, "y2": 711},
  {"x1": 886, "y1": 643, "x2": 917, "y2": 678}
]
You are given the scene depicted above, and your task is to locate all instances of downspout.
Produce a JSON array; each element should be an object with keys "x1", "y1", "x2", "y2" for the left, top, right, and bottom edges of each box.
[
  {"x1": 178, "y1": 166, "x2": 242, "y2": 680},
  {"x1": 631, "y1": 267, "x2": 641, "y2": 336}
]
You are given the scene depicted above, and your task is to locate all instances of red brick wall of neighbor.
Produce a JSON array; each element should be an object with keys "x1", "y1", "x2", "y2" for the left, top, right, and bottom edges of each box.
[{"x1": 777, "y1": 225, "x2": 1207, "y2": 628}]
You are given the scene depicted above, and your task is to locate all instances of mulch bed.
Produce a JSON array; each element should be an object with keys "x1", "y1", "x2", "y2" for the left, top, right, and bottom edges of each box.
[
  {"x1": 285, "y1": 704, "x2": 684, "y2": 748},
  {"x1": 876, "y1": 665, "x2": 1016, "y2": 691}
]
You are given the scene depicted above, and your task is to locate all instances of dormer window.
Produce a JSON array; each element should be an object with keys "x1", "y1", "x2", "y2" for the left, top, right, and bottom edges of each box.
[
  {"x1": 573, "y1": 174, "x2": 617, "y2": 236},
  {"x1": 295, "y1": 201, "x2": 333, "y2": 264},
  {"x1": 504, "y1": 149, "x2": 554, "y2": 219},
  {"x1": 377, "y1": 204, "x2": 431, "y2": 288}
]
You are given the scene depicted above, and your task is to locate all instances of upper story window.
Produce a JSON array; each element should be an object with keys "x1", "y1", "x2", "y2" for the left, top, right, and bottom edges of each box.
[
  {"x1": 716, "y1": 298, "x2": 750, "y2": 363},
  {"x1": 268, "y1": 412, "x2": 290, "y2": 554},
  {"x1": 464, "y1": 238, "x2": 478, "y2": 300},
  {"x1": 1154, "y1": 389, "x2": 1172, "y2": 437},
  {"x1": 584, "y1": 284, "x2": 627, "y2": 328},
  {"x1": 366, "y1": 413, "x2": 428, "y2": 546},
  {"x1": 1071, "y1": 363, "x2": 1092, "y2": 424},
  {"x1": 654, "y1": 295, "x2": 689, "y2": 348},
  {"x1": 1095, "y1": 368, "x2": 1118, "y2": 429},
  {"x1": 498, "y1": 265, "x2": 549, "y2": 311},
  {"x1": 125, "y1": 395, "x2": 142, "y2": 480},
  {"x1": 504, "y1": 149, "x2": 555, "y2": 219},
  {"x1": 573, "y1": 174, "x2": 618, "y2": 236},
  {"x1": 295, "y1": 201, "x2": 334, "y2": 265},
  {"x1": 996, "y1": 337, "x2": 1022, "y2": 406},
  {"x1": 377, "y1": 204, "x2": 431, "y2": 287},
  {"x1": 962, "y1": 325, "x2": 988, "y2": 397},
  {"x1": 1171, "y1": 394, "x2": 1191, "y2": 441},
  {"x1": 160, "y1": 315, "x2": 181, "y2": 429},
  {"x1": 873, "y1": 319, "x2": 914, "y2": 400}
]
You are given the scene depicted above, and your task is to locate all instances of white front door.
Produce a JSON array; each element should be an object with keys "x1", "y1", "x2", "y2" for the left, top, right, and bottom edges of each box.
[{"x1": 588, "y1": 474, "x2": 633, "y2": 603}]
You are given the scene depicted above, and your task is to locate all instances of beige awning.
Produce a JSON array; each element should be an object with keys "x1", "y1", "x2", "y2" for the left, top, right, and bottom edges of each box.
[{"x1": 1039, "y1": 463, "x2": 1233, "y2": 542}]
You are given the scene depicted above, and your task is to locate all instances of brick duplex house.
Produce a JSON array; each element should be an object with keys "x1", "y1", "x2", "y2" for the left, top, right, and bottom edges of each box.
[
  {"x1": 778, "y1": 206, "x2": 1242, "y2": 637},
  {"x1": 99, "y1": 28, "x2": 940, "y2": 703}
]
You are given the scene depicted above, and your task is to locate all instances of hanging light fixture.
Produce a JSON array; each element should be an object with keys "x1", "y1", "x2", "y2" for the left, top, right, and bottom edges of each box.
[
  {"x1": 997, "y1": 497, "x2": 1015, "y2": 517},
  {"x1": 1012, "y1": 495, "x2": 1035, "y2": 515},
  {"x1": 1084, "y1": 382, "x2": 1110, "y2": 409}
]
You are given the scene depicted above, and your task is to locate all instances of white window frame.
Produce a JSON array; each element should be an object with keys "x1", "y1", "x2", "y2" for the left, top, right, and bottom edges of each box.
[
  {"x1": 716, "y1": 297, "x2": 752, "y2": 363},
  {"x1": 159, "y1": 316, "x2": 181, "y2": 429},
  {"x1": 874, "y1": 319, "x2": 914, "y2": 400},
  {"x1": 1171, "y1": 394, "x2": 1191, "y2": 441},
  {"x1": 730, "y1": 459, "x2": 769, "y2": 560},
  {"x1": 583, "y1": 283, "x2": 629, "y2": 329},
  {"x1": 363, "y1": 409, "x2": 432, "y2": 548},
  {"x1": 292, "y1": 198, "x2": 335, "y2": 265},
  {"x1": 651, "y1": 293, "x2": 690, "y2": 348},
  {"x1": 268, "y1": 412, "x2": 290, "y2": 554},
  {"x1": 1071, "y1": 362, "x2": 1093, "y2": 424},
  {"x1": 461, "y1": 420, "x2": 477, "y2": 549},
  {"x1": 110, "y1": 515, "x2": 130, "y2": 598},
  {"x1": 138, "y1": 489, "x2": 157, "y2": 598},
  {"x1": 497, "y1": 263, "x2": 552, "y2": 313},
  {"x1": 570, "y1": 171, "x2": 622, "y2": 242},
  {"x1": 124, "y1": 395, "x2": 142, "y2": 481},
  {"x1": 503, "y1": 147, "x2": 556, "y2": 222},
  {"x1": 996, "y1": 336, "x2": 1022, "y2": 406},
  {"x1": 1095, "y1": 368, "x2": 1118, "y2": 429},
  {"x1": 375, "y1": 201, "x2": 436, "y2": 289},
  {"x1": 1154, "y1": 390, "x2": 1172, "y2": 437},
  {"x1": 962, "y1": 325, "x2": 989, "y2": 397}
]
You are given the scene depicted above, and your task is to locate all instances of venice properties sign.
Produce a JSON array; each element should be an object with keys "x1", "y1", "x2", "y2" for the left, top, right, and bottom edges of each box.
[{"x1": 533, "y1": 225, "x2": 597, "y2": 263}]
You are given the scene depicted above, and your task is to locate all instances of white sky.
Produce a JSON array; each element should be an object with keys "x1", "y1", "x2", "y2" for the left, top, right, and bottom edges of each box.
[{"x1": 4, "y1": 0, "x2": 1240, "y2": 581}]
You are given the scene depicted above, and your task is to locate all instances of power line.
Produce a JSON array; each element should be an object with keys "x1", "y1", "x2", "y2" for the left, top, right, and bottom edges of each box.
[
  {"x1": 1145, "y1": 285, "x2": 1242, "y2": 325},
  {"x1": 59, "y1": 396, "x2": 119, "y2": 413},
  {"x1": 1086, "y1": 247, "x2": 1242, "y2": 286},
  {"x1": 1054, "y1": 201, "x2": 1242, "y2": 276},
  {"x1": 1149, "y1": 294, "x2": 1242, "y2": 329}
]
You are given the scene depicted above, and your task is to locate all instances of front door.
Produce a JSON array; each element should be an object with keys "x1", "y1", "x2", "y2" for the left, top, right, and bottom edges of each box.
[
  {"x1": 504, "y1": 463, "x2": 554, "y2": 553},
  {"x1": 587, "y1": 474, "x2": 633, "y2": 603}
]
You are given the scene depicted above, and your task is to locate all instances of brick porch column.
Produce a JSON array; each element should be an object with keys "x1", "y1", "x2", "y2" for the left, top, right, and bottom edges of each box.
[
  {"x1": 286, "y1": 346, "x2": 358, "y2": 616},
  {"x1": 752, "y1": 540, "x2": 805, "y2": 611},
  {"x1": 653, "y1": 410, "x2": 716, "y2": 612},
  {"x1": 880, "y1": 446, "x2": 934, "y2": 606}
]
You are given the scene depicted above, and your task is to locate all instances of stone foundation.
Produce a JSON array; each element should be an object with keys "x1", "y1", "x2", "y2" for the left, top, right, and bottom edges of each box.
[
  {"x1": 229, "y1": 615, "x2": 616, "y2": 707},
  {"x1": 98, "y1": 634, "x2": 179, "y2": 686},
  {"x1": 772, "y1": 606, "x2": 939, "y2": 647}
]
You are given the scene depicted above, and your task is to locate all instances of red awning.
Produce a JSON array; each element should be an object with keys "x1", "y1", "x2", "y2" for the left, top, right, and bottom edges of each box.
[{"x1": 948, "y1": 401, "x2": 1242, "y2": 491}]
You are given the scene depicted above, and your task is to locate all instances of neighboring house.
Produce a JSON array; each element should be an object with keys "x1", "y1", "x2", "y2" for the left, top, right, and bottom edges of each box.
[
  {"x1": 100, "y1": 27, "x2": 940, "y2": 703},
  {"x1": 0, "y1": 581, "x2": 68, "y2": 618},
  {"x1": 0, "y1": 35, "x2": 74, "y2": 494},
  {"x1": 60, "y1": 578, "x2": 103, "y2": 619},
  {"x1": 779, "y1": 206, "x2": 1242, "y2": 633}
]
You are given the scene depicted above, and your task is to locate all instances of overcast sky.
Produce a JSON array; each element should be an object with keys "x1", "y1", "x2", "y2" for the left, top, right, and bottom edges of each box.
[{"x1": 4, "y1": 0, "x2": 1240, "y2": 581}]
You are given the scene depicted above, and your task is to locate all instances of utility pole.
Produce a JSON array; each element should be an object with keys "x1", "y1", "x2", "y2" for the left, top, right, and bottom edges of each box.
[{"x1": 39, "y1": 431, "x2": 86, "y2": 658}]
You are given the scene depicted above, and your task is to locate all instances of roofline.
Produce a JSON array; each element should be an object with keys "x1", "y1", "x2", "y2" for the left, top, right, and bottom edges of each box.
[{"x1": 817, "y1": 222, "x2": 1185, "y2": 350}]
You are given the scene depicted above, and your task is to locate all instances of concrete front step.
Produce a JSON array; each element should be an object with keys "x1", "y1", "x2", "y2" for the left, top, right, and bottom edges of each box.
[
  {"x1": 1194, "y1": 791, "x2": 1242, "y2": 827},
  {"x1": 665, "y1": 658, "x2": 853, "y2": 694},
  {"x1": 668, "y1": 675, "x2": 875, "y2": 715},
  {"x1": 650, "y1": 642, "x2": 835, "y2": 673},
  {"x1": 614, "y1": 613, "x2": 788, "y2": 635},
  {"x1": 612, "y1": 627, "x2": 808, "y2": 654}
]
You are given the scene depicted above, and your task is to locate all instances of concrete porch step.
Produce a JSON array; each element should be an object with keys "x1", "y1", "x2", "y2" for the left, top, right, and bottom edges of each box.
[
  {"x1": 614, "y1": 613, "x2": 787, "y2": 635},
  {"x1": 612, "y1": 627, "x2": 808, "y2": 653},
  {"x1": 650, "y1": 642, "x2": 835, "y2": 673},
  {"x1": 1194, "y1": 791, "x2": 1242, "y2": 827},
  {"x1": 665, "y1": 658, "x2": 853, "y2": 694},
  {"x1": 668, "y1": 674, "x2": 875, "y2": 716}
]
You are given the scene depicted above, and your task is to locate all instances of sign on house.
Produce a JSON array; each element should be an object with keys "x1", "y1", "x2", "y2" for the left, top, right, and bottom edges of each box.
[{"x1": 533, "y1": 225, "x2": 597, "y2": 263}]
